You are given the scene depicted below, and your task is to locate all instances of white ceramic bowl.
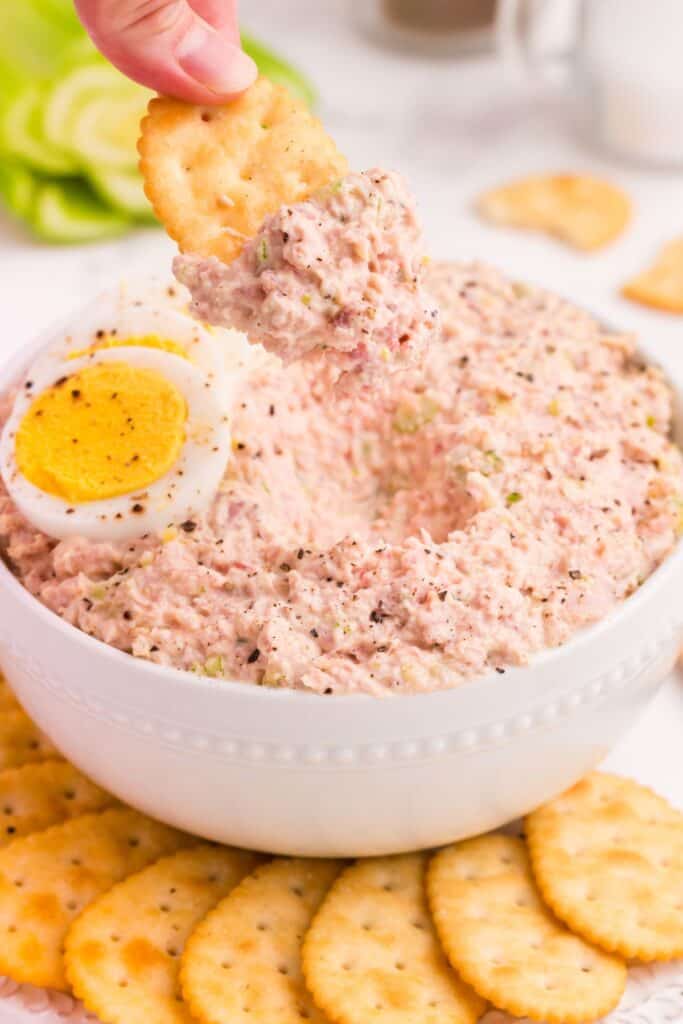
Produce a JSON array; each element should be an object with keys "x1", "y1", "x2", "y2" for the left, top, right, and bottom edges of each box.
[{"x1": 1, "y1": 324, "x2": 683, "y2": 857}]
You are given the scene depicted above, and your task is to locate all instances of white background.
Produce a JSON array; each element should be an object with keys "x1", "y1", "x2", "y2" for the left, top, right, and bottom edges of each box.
[{"x1": 0, "y1": 0, "x2": 681, "y2": 806}]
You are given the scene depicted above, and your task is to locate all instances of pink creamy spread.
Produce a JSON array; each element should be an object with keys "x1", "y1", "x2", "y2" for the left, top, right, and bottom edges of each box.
[
  {"x1": 174, "y1": 169, "x2": 437, "y2": 379},
  {"x1": 1, "y1": 263, "x2": 682, "y2": 695}
]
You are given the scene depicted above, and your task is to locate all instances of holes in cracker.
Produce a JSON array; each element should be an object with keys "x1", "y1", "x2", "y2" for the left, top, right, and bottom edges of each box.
[
  {"x1": 63, "y1": 790, "x2": 76, "y2": 801},
  {"x1": 2, "y1": 806, "x2": 13, "y2": 816}
]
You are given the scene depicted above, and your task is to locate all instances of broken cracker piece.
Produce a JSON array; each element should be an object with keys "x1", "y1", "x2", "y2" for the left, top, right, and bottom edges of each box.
[
  {"x1": 622, "y1": 237, "x2": 683, "y2": 312},
  {"x1": 478, "y1": 173, "x2": 630, "y2": 250}
]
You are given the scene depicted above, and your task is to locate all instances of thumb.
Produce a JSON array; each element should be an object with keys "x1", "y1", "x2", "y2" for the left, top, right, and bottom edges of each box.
[{"x1": 74, "y1": 0, "x2": 257, "y2": 104}]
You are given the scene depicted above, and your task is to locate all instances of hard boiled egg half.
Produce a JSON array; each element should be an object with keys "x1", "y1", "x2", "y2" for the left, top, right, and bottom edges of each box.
[{"x1": 0, "y1": 289, "x2": 251, "y2": 542}]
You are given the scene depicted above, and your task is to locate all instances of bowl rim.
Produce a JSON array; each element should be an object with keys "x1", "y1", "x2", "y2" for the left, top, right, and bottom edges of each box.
[{"x1": 2, "y1": 295, "x2": 683, "y2": 707}]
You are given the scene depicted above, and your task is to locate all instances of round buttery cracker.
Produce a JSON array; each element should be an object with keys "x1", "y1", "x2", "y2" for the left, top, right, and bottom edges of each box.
[
  {"x1": 477, "y1": 173, "x2": 630, "y2": 251},
  {"x1": 622, "y1": 237, "x2": 683, "y2": 313},
  {"x1": 139, "y1": 77, "x2": 348, "y2": 263},
  {"x1": 527, "y1": 771, "x2": 683, "y2": 962},
  {"x1": 181, "y1": 857, "x2": 342, "y2": 1024},
  {"x1": 427, "y1": 834, "x2": 626, "y2": 1024},
  {"x1": 0, "y1": 708, "x2": 59, "y2": 770},
  {"x1": 0, "y1": 760, "x2": 113, "y2": 849},
  {"x1": 302, "y1": 853, "x2": 484, "y2": 1024},
  {"x1": 0, "y1": 807, "x2": 187, "y2": 990},
  {"x1": 65, "y1": 844, "x2": 260, "y2": 1024}
]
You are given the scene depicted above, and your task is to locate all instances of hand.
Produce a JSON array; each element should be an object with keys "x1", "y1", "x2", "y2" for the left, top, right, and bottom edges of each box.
[{"x1": 74, "y1": 0, "x2": 257, "y2": 104}]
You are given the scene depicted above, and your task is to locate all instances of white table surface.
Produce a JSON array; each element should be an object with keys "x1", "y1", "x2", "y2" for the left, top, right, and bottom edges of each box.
[
  {"x1": 0, "y1": 6, "x2": 682, "y2": 789},
  {"x1": 0, "y1": 6, "x2": 681, "y2": 1019}
]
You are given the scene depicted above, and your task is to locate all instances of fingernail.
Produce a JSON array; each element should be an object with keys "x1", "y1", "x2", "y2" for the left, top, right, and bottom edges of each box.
[{"x1": 176, "y1": 24, "x2": 257, "y2": 96}]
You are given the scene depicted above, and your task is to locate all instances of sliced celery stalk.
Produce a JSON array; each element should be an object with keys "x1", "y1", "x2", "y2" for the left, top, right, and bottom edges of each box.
[
  {"x1": 30, "y1": 179, "x2": 131, "y2": 243},
  {"x1": 0, "y1": 85, "x2": 77, "y2": 175},
  {"x1": 43, "y1": 63, "x2": 151, "y2": 170},
  {"x1": 88, "y1": 166, "x2": 156, "y2": 222},
  {"x1": 0, "y1": 163, "x2": 38, "y2": 220}
]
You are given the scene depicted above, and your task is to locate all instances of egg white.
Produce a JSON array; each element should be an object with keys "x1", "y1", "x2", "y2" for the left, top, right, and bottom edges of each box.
[{"x1": 0, "y1": 344, "x2": 234, "y2": 542}]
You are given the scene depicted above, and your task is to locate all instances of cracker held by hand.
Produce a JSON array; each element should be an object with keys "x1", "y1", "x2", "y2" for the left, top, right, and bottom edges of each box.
[
  {"x1": 478, "y1": 173, "x2": 630, "y2": 250},
  {"x1": 0, "y1": 760, "x2": 113, "y2": 849},
  {"x1": 139, "y1": 77, "x2": 348, "y2": 263},
  {"x1": 302, "y1": 853, "x2": 484, "y2": 1024},
  {"x1": 527, "y1": 771, "x2": 683, "y2": 962},
  {"x1": 0, "y1": 709, "x2": 59, "y2": 770},
  {"x1": 0, "y1": 807, "x2": 187, "y2": 990},
  {"x1": 65, "y1": 844, "x2": 259, "y2": 1024},
  {"x1": 182, "y1": 857, "x2": 342, "y2": 1024},
  {"x1": 622, "y1": 237, "x2": 683, "y2": 312},
  {"x1": 427, "y1": 834, "x2": 626, "y2": 1024}
]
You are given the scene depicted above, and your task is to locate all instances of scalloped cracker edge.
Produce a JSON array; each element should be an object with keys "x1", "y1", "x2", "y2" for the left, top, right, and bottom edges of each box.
[
  {"x1": 303, "y1": 853, "x2": 484, "y2": 1024},
  {"x1": 527, "y1": 771, "x2": 683, "y2": 962},
  {"x1": 428, "y1": 834, "x2": 626, "y2": 1024}
]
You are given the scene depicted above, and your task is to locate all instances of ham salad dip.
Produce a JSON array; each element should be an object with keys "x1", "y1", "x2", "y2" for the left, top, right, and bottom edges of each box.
[
  {"x1": 175, "y1": 169, "x2": 437, "y2": 381},
  {"x1": 1, "y1": 172, "x2": 683, "y2": 695}
]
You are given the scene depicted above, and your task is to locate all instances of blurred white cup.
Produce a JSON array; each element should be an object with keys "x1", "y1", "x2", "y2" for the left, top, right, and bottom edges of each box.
[{"x1": 497, "y1": 0, "x2": 683, "y2": 167}]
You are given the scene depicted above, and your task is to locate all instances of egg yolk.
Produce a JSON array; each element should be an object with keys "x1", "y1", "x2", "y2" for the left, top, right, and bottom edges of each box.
[
  {"x1": 68, "y1": 334, "x2": 188, "y2": 360},
  {"x1": 15, "y1": 363, "x2": 187, "y2": 502}
]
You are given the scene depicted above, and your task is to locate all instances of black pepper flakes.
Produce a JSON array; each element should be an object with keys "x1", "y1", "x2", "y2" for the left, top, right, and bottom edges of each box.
[
  {"x1": 568, "y1": 570, "x2": 581, "y2": 580},
  {"x1": 131, "y1": 503, "x2": 144, "y2": 514},
  {"x1": 122, "y1": 610, "x2": 133, "y2": 621},
  {"x1": 180, "y1": 520, "x2": 197, "y2": 533},
  {"x1": 438, "y1": 590, "x2": 448, "y2": 602},
  {"x1": 310, "y1": 628, "x2": 319, "y2": 638},
  {"x1": 280, "y1": 562, "x2": 292, "y2": 573},
  {"x1": 247, "y1": 648, "x2": 261, "y2": 664}
]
